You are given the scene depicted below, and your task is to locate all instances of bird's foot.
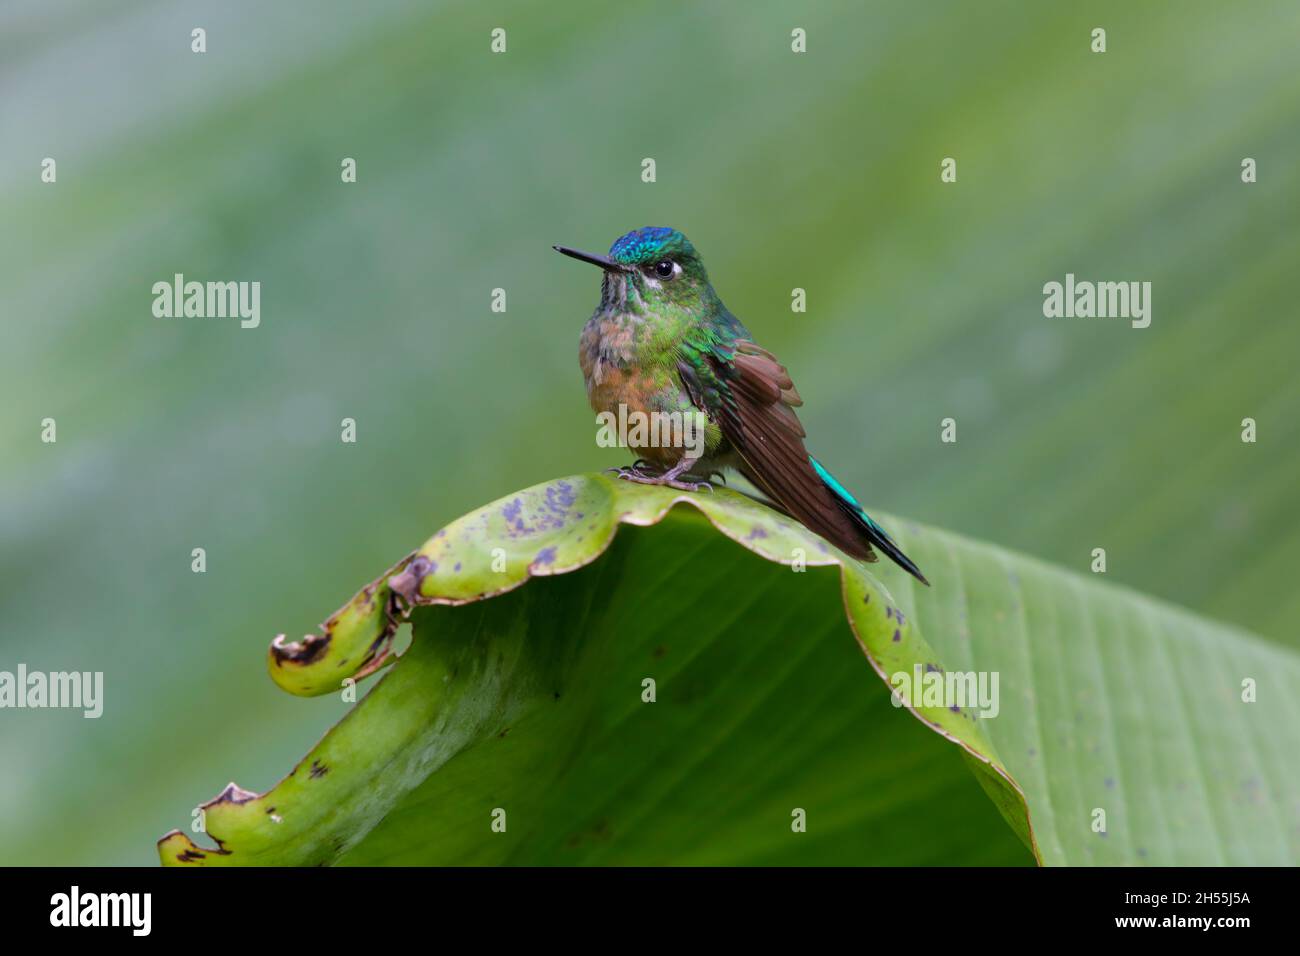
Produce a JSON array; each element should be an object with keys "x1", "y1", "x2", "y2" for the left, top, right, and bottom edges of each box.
[
  {"x1": 605, "y1": 463, "x2": 658, "y2": 482},
  {"x1": 670, "y1": 478, "x2": 713, "y2": 493},
  {"x1": 608, "y1": 461, "x2": 713, "y2": 493}
]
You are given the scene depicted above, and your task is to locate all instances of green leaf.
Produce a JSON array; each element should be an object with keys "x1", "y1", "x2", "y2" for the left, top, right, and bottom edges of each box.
[{"x1": 157, "y1": 475, "x2": 1299, "y2": 866}]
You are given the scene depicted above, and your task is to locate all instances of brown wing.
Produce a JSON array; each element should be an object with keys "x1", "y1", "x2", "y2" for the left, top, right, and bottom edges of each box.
[{"x1": 698, "y1": 341, "x2": 878, "y2": 563}]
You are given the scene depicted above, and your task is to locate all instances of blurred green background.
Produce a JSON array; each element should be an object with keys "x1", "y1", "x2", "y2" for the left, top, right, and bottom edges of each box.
[{"x1": 1, "y1": 0, "x2": 1297, "y2": 865}]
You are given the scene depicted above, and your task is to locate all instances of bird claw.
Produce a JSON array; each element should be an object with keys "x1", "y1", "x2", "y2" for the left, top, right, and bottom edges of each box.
[
  {"x1": 607, "y1": 464, "x2": 659, "y2": 482},
  {"x1": 609, "y1": 467, "x2": 712, "y2": 493},
  {"x1": 669, "y1": 479, "x2": 713, "y2": 493}
]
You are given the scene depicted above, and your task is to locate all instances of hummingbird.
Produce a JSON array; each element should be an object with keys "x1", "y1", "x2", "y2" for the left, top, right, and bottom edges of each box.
[{"x1": 555, "y1": 226, "x2": 929, "y2": 586}]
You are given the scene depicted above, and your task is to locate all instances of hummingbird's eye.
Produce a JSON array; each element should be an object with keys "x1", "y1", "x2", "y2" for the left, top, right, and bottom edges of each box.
[{"x1": 651, "y1": 259, "x2": 676, "y2": 280}]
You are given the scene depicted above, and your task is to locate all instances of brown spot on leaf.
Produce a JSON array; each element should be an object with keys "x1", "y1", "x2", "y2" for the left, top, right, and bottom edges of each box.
[
  {"x1": 390, "y1": 554, "x2": 435, "y2": 607},
  {"x1": 271, "y1": 631, "x2": 331, "y2": 666},
  {"x1": 214, "y1": 782, "x2": 258, "y2": 805}
]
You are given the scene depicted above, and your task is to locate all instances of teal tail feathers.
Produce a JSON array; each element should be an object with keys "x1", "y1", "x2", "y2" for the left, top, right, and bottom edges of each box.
[{"x1": 809, "y1": 457, "x2": 930, "y2": 586}]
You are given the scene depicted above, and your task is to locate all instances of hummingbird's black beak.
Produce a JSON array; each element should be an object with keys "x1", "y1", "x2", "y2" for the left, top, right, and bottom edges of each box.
[{"x1": 553, "y1": 245, "x2": 633, "y2": 273}]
